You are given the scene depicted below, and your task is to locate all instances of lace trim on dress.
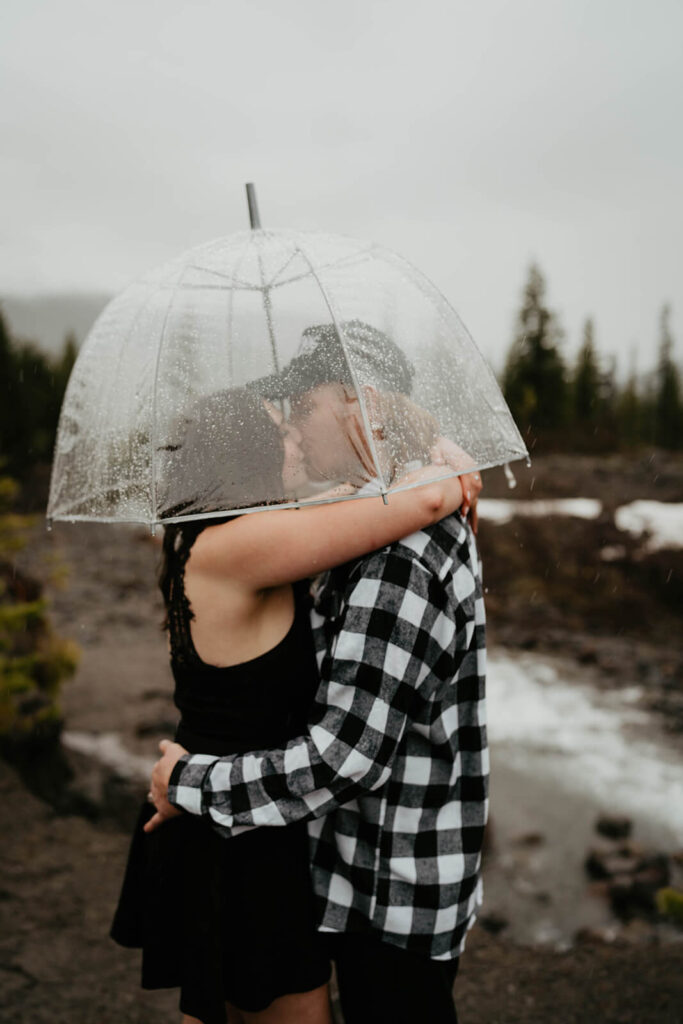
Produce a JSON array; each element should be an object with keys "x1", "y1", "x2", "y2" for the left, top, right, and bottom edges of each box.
[{"x1": 165, "y1": 523, "x2": 207, "y2": 668}]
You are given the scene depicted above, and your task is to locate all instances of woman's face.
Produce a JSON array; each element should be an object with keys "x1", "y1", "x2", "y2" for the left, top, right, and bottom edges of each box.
[
  {"x1": 289, "y1": 383, "x2": 374, "y2": 484},
  {"x1": 263, "y1": 401, "x2": 308, "y2": 495}
]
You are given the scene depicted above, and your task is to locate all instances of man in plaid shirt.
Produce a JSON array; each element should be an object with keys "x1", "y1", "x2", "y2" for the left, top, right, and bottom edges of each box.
[{"x1": 150, "y1": 325, "x2": 489, "y2": 1022}]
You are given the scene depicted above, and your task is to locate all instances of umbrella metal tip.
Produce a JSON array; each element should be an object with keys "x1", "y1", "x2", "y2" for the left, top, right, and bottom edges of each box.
[{"x1": 245, "y1": 182, "x2": 262, "y2": 230}]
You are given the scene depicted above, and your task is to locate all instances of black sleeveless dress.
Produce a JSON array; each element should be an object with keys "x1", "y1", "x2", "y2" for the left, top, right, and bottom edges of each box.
[{"x1": 110, "y1": 527, "x2": 330, "y2": 1024}]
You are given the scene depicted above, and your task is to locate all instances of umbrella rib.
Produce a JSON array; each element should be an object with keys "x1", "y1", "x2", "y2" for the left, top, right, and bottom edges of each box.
[
  {"x1": 108, "y1": 283, "x2": 168, "y2": 415},
  {"x1": 249, "y1": 231, "x2": 378, "y2": 290},
  {"x1": 149, "y1": 266, "x2": 189, "y2": 526},
  {"x1": 171, "y1": 281, "x2": 264, "y2": 293},
  {"x1": 50, "y1": 285, "x2": 165, "y2": 522},
  {"x1": 262, "y1": 233, "x2": 374, "y2": 289},
  {"x1": 256, "y1": 230, "x2": 280, "y2": 373},
  {"x1": 292, "y1": 243, "x2": 389, "y2": 495},
  {"x1": 164, "y1": 247, "x2": 377, "y2": 294},
  {"x1": 226, "y1": 234, "x2": 253, "y2": 383},
  {"x1": 381, "y1": 248, "x2": 526, "y2": 442},
  {"x1": 264, "y1": 248, "x2": 300, "y2": 290},
  {"x1": 107, "y1": 287, "x2": 164, "y2": 523},
  {"x1": 265, "y1": 245, "x2": 378, "y2": 290},
  {"x1": 184, "y1": 263, "x2": 256, "y2": 290}
]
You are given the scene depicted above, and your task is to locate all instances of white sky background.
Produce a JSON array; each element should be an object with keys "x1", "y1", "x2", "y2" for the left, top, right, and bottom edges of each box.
[{"x1": 1, "y1": 0, "x2": 681, "y2": 373}]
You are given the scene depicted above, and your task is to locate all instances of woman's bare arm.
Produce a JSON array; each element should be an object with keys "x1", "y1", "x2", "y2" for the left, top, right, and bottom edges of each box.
[{"x1": 190, "y1": 471, "x2": 467, "y2": 590}]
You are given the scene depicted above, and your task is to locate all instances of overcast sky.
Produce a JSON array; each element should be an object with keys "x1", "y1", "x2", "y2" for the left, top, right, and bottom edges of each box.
[{"x1": 1, "y1": 0, "x2": 681, "y2": 372}]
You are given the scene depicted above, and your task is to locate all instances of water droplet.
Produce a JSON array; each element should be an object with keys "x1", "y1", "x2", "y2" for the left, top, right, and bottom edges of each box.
[{"x1": 504, "y1": 464, "x2": 517, "y2": 490}]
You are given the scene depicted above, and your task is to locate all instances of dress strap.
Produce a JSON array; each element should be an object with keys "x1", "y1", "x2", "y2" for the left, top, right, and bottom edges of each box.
[{"x1": 164, "y1": 522, "x2": 205, "y2": 667}]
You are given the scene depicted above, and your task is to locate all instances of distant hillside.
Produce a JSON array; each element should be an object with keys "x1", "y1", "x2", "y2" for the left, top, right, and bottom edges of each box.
[{"x1": 1, "y1": 293, "x2": 112, "y2": 355}]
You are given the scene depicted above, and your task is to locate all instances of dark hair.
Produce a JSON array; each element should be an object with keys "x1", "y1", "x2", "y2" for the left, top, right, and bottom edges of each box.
[
  {"x1": 157, "y1": 386, "x2": 283, "y2": 626},
  {"x1": 156, "y1": 386, "x2": 284, "y2": 521}
]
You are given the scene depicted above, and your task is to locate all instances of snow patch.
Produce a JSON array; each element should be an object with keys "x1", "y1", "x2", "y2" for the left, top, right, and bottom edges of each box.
[
  {"x1": 487, "y1": 651, "x2": 683, "y2": 844},
  {"x1": 614, "y1": 501, "x2": 683, "y2": 551},
  {"x1": 479, "y1": 498, "x2": 602, "y2": 525},
  {"x1": 62, "y1": 730, "x2": 154, "y2": 780}
]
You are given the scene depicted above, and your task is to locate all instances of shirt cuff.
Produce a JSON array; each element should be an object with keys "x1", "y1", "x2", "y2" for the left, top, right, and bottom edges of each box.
[{"x1": 167, "y1": 752, "x2": 219, "y2": 816}]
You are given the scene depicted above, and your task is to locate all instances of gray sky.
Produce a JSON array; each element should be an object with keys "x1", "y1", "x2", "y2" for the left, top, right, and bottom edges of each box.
[{"x1": 1, "y1": 0, "x2": 681, "y2": 372}]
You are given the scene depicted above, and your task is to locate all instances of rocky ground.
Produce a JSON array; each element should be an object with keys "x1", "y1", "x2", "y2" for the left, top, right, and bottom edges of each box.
[
  {"x1": 2, "y1": 754, "x2": 682, "y2": 1024},
  {"x1": 480, "y1": 451, "x2": 683, "y2": 732},
  {"x1": 2, "y1": 452, "x2": 683, "y2": 1023}
]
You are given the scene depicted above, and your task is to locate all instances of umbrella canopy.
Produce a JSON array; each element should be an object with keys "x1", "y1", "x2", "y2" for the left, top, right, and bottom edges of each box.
[{"x1": 48, "y1": 226, "x2": 528, "y2": 526}]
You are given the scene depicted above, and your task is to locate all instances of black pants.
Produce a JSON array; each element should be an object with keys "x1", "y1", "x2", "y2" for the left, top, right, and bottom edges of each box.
[{"x1": 326, "y1": 933, "x2": 459, "y2": 1024}]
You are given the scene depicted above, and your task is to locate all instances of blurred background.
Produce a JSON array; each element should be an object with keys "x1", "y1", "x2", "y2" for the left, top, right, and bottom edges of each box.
[{"x1": 1, "y1": 1, "x2": 682, "y2": 1021}]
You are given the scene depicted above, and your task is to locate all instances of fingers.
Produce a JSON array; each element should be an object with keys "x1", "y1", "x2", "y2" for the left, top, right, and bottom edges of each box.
[
  {"x1": 143, "y1": 801, "x2": 181, "y2": 832},
  {"x1": 458, "y1": 471, "x2": 482, "y2": 534},
  {"x1": 462, "y1": 472, "x2": 482, "y2": 500},
  {"x1": 143, "y1": 811, "x2": 165, "y2": 833},
  {"x1": 159, "y1": 739, "x2": 171, "y2": 753},
  {"x1": 465, "y1": 472, "x2": 482, "y2": 496}
]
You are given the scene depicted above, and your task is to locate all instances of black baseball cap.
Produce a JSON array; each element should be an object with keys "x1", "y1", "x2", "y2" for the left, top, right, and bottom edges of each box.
[{"x1": 252, "y1": 319, "x2": 414, "y2": 400}]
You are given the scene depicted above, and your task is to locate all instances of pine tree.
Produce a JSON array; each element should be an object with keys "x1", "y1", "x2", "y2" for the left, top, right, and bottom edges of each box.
[
  {"x1": 0, "y1": 307, "x2": 24, "y2": 472},
  {"x1": 573, "y1": 318, "x2": 601, "y2": 425},
  {"x1": 13, "y1": 341, "x2": 58, "y2": 465},
  {"x1": 596, "y1": 355, "x2": 619, "y2": 451},
  {"x1": 0, "y1": 306, "x2": 11, "y2": 383},
  {"x1": 56, "y1": 331, "x2": 78, "y2": 385},
  {"x1": 616, "y1": 370, "x2": 642, "y2": 449},
  {"x1": 654, "y1": 305, "x2": 681, "y2": 450},
  {"x1": 0, "y1": 313, "x2": 79, "y2": 476},
  {"x1": 503, "y1": 264, "x2": 568, "y2": 445},
  {"x1": 46, "y1": 332, "x2": 78, "y2": 442}
]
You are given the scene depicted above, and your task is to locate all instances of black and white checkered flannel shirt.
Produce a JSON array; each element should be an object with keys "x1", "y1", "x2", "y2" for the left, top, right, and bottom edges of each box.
[{"x1": 168, "y1": 511, "x2": 489, "y2": 960}]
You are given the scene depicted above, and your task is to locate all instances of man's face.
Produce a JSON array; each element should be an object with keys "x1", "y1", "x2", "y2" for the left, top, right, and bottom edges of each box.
[{"x1": 289, "y1": 382, "x2": 368, "y2": 483}]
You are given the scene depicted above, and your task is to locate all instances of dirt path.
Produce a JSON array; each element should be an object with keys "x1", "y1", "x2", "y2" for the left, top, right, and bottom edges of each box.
[
  {"x1": 0, "y1": 759, "x2": 176, "y2": 1024},
  {"x1": 3, "y1": 459, "x2": 683, "y2": 1022},
  {"x1": 2, "y1": 757, "x2": 681, "y2": 1024}
]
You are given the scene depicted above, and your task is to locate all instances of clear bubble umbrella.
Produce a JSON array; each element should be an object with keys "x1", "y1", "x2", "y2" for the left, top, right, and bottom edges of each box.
[{"x1": 47, "y1": 185, "x2": 528, "y2": 527}]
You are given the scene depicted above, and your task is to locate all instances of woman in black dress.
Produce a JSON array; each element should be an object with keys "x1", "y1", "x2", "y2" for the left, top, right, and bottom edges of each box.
[{"x1": 111, "y1": 387, "x2": 472, "y2": 1024}]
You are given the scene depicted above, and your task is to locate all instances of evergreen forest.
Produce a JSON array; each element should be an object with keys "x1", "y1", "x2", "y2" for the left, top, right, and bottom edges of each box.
[{"x1": 503, "y1": 265, "x2": 682, "y2": 454}]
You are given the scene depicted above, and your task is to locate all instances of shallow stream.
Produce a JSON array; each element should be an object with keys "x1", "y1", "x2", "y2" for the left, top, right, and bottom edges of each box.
[{"x1": 484, "y1": 649, "x2": 683, "y2": 946}]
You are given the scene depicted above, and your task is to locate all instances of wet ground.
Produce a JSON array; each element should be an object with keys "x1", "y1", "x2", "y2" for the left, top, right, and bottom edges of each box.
[
  {"x1": 2, "y1": 754, "x2": 682, "y2": 1024},
  {"x1": 480, "y1": 453, "x2": 683, "y2": 735},
  {"x1": 3, "y1": 452, "x2": 683, "y2": 1022}
]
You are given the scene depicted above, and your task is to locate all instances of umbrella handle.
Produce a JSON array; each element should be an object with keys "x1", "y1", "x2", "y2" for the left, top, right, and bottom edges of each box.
[{"x1": 246, "y1": 182, "x2": 262, "y2": 230}]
